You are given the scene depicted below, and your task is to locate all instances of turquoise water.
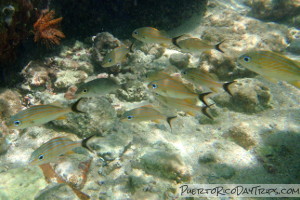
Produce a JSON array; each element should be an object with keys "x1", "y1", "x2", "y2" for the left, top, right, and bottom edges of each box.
[{"x1": 0, "y1": 0, "x2": 299, "y2": 199}]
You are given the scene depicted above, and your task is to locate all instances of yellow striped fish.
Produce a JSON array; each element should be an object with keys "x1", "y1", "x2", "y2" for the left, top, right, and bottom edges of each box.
[
  {"x1": 121, "y1": 105, "x2": 177, "y2": 128},
  {"x1": 238, "y1": 51, "x2": 300, "y2": 88},
  {"x1": 147, "y1": 78, "x2": 212, "y2": 106},
  {"x1": 29, "y1": 135, "x2": 93, "y2": 166},
  {"x1": 132, "y1": 27, "x2": 172, "y2": 45},
  {"x1": 6, "y1": 99, "x2": 83, "y2": 129},
  {"x1": 172, "y1": 36, "x2": 224, "y2": 53},
  {"x1": 155, "y1": 95, "x2": 213, "y2": 119},
  {"x1": 181, "y1": 68, "x2": 235, "y2": 95},
  {"x1": 102, "y1": 44, "x2": 130, "y2": 67}
]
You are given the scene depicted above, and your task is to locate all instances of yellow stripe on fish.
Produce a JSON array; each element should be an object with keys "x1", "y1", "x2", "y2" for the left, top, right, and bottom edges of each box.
[
  {"x1": 7, "y1": 98, "x2": 84, "y2": 129},
  {"x1": 121, "y1": 105, "x2": 176, "y2": 128},
  {"x1": 147, "y1": 78, "x2": 212, "y2": 105},
  {"x1": 102, "y1": 44, "x2": 130, "y2": 67},
  {"x1": 172, "y1": 36, "x2": 224, "y2": 53},
  {"x1": 181, "y1": 68, "x2": 235, "y2": 95},
  {"x1": 155, "y1": 95, "x2": 213, "y2": 119},
  {"x1": 144, "y1": 70, "x2": 177, "y2": 83},
  {"x1": 132, "y1": 27, "x2": 172, "y2": 45},
  {"x1": 29, "y1": 135, "x2": 94, "y2": 166},
  {"x1": 237, "y1": 51, "x2": 300, "y2": 88}
]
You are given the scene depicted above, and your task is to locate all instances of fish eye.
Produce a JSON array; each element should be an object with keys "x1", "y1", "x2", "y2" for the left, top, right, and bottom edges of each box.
[
  {"x1": 108, "y1": 58, "x2": 112, "y2": 63},
  {"x1": 38, "y1": 154, "x2": 44, "y2": 160},
  {"x1": 14, "y1": 120, "x2": 21, "y2": 126},
  {"x1": 152, "y1": 84, "x2": 158, "y2": 89},
  {"x1": 243, "y1": 56, "x2": 251, "y2": 62},
  {"x1": 127, "y1": 115, "x2": 134, "y2": 120},
  {"x1": 182, "y1": 71, "x2": 187, "y2": 75},
  {"x1": 83, "y1": 89, "x2": 88, "y2": 93},
  {"x1": 133, "y1": 31, "x2": 138, "y2": 35}
]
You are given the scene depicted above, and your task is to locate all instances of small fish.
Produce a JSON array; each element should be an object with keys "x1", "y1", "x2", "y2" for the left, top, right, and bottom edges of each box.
[
  {"x1": 75, "y1": 78, "x2": 120, "y2": 98},
  {"x1": 237, "y1": 51, "x2": 300, "y2": 88},
  {"x1": 181, "y1": 68, "x2": 235, "y2": 96},
  {"x1": 102, "y1": 44, "x2": 130, "y2": 67},
  {"x1": 121, "y1": 105, "x2": 177, "y2": 128},
  {"x1": 155, "y1": 94, "x2": 213, "y2": 119},
  {"x1": 6, "y1": 99, "x2": 83, "y2": 129},
  {"x1": 172, "y1": 36, "x2": 224, "y2": 53},
  {"x1": 29, "y1": 135, "x2": 94, "y2": 166},
  {"x1": 147, "y1": 78, "x2": 212, "y2": 106},
  {"x1": 132, "y1": 27, "x2": 172, "y2": 45}
]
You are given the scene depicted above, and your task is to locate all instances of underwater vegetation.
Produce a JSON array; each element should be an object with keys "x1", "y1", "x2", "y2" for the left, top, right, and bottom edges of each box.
[
  {"x1": 33, "y1": 10, "x2": 65, "y2": 47},
  {"x1": 0, "y1": 0, "x2": 300, "y2": 199}
]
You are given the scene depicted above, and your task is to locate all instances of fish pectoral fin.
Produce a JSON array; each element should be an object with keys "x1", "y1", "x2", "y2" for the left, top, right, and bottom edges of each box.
[
  {"x1": 161, "y1": 43, "x2": 170, "y2": 48},
  {"x1": 288, "y1": 80, "x2": 300, "y2": 88},
  {"x1": 263, "y1": 76, "x2": 278, "y2": 83},
  {"x1": 186, "y1": 111, "x2": 196, "y2": 116},
  {"x1": 56, "y1": 115, "x2": 67, "y2": 120},
  {"x1": 152, "y1": 119, "x2": 161, "y2": 123},
  {"x1": 209, "y1": 87, "x2": 219, "y2": 93},
  {"x1": 62, "y1": 151, "x2": 76, "y2": 156}
]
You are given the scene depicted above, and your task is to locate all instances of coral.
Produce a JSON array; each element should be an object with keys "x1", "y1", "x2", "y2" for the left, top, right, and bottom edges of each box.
[
  {"x1": 212, "y1": 78, "x2": 272, "y2": 113},
  {"x1": 33, "y1": 10, "x2": 65, "y2": 47},
  {"x1": 169, "y1": 52, "x2": 190, "y2": 70},
  {"x1": 224, "y1": 122, "x2": 258, "y2": 150}
]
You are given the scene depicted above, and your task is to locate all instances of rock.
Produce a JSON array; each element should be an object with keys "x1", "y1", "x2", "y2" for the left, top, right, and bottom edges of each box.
[
  {"x1": 244, "y1": 0, "x2": 300, "y2": 23},
  {"x1": 213, "y1": 163, "x2": 235, "y2": 179},
  {"x1": 0, "y1": 167, "x2": 47, "y2": 200},
  {"x1": 91, "y1": 32, "x2": 121, "y2": 67},
  {"x1": 213, "y1": 78, "x2": 272, "y2": 113},
  {"x1": 54, "y1": 70, "x2": 88, "y2": 89},
  {"x1": 138, "y1": 150, "x2": 191, "y2": 182},
  {"x1": 91, "y1": 131, "x2": 133, "y2": 162},
  {"x1": 50, "y1": 97, "x2": 117, "y2": 138},
  {"x1": 287, "y1": 39, "x2": 300, "y2": 54},
  {"x1": 35, "y1": 183, "x2": 78, "y2": 200},
  {"x1": 0, "y1": 137, "x2": 10, "y2": 155},
  {"x1": 198, "y1": 152, "x2": 216, "y2": 164},
  {"x1": 169, "y1": 53, "x2": 190, "y2": 70},
  {"x1": 224, "y1": 122, "x2": 258, "y2": 150},
  {"x1": 116, "y1": 83, "x2": 148, "y2": 102},
  {"x1": 20, "y1": 61, "x2": 55, "y2": 90}
]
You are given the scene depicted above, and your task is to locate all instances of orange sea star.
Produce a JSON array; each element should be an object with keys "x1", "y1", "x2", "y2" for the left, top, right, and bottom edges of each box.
[{"x1": 33, "y1": 10, "x2": 65, "y2": 47}]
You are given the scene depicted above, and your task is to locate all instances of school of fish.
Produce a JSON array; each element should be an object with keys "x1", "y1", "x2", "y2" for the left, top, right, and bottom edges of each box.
[{"x1": 5, "y1": 26, "x2": 299, "y2": 200}]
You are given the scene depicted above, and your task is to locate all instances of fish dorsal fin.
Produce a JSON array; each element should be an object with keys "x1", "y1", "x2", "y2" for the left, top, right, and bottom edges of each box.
[
  {"x1": 49, "y1": 101, "x2": 63, "y2": 107},
  {"x1": 160, "y1": 30, "x2": 169, "y2": 37}
]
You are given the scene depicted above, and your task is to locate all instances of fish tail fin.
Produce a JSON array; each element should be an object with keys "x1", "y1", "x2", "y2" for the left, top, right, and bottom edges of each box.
[
  {"x1": 166, "y1": 116, "x2": 177, "y2": 129},
  {"x1": 81, "y1": 134, "x2": 95, "y2": 152},
  {"x1": 129, "y1": 41, "x2": 135, "y2": 53},
  {"x1": 198, "y1": 92, "x2": 212, "y2": 106},
  {"x1": 202, "y1": 104, "x2": 214, "y2": 120},
  {"x1": 223, "y1": 81, "x2": 236, "y2": 96},
  {"x1": 71, "y1": 98, "x2": 85, "y2": 113},
  {"x1": 172, "y1": 35, "x2": 184, "y2": 48},
  {"x1": 215, "y1": 40, "x2": 225, "y2": 53}
]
